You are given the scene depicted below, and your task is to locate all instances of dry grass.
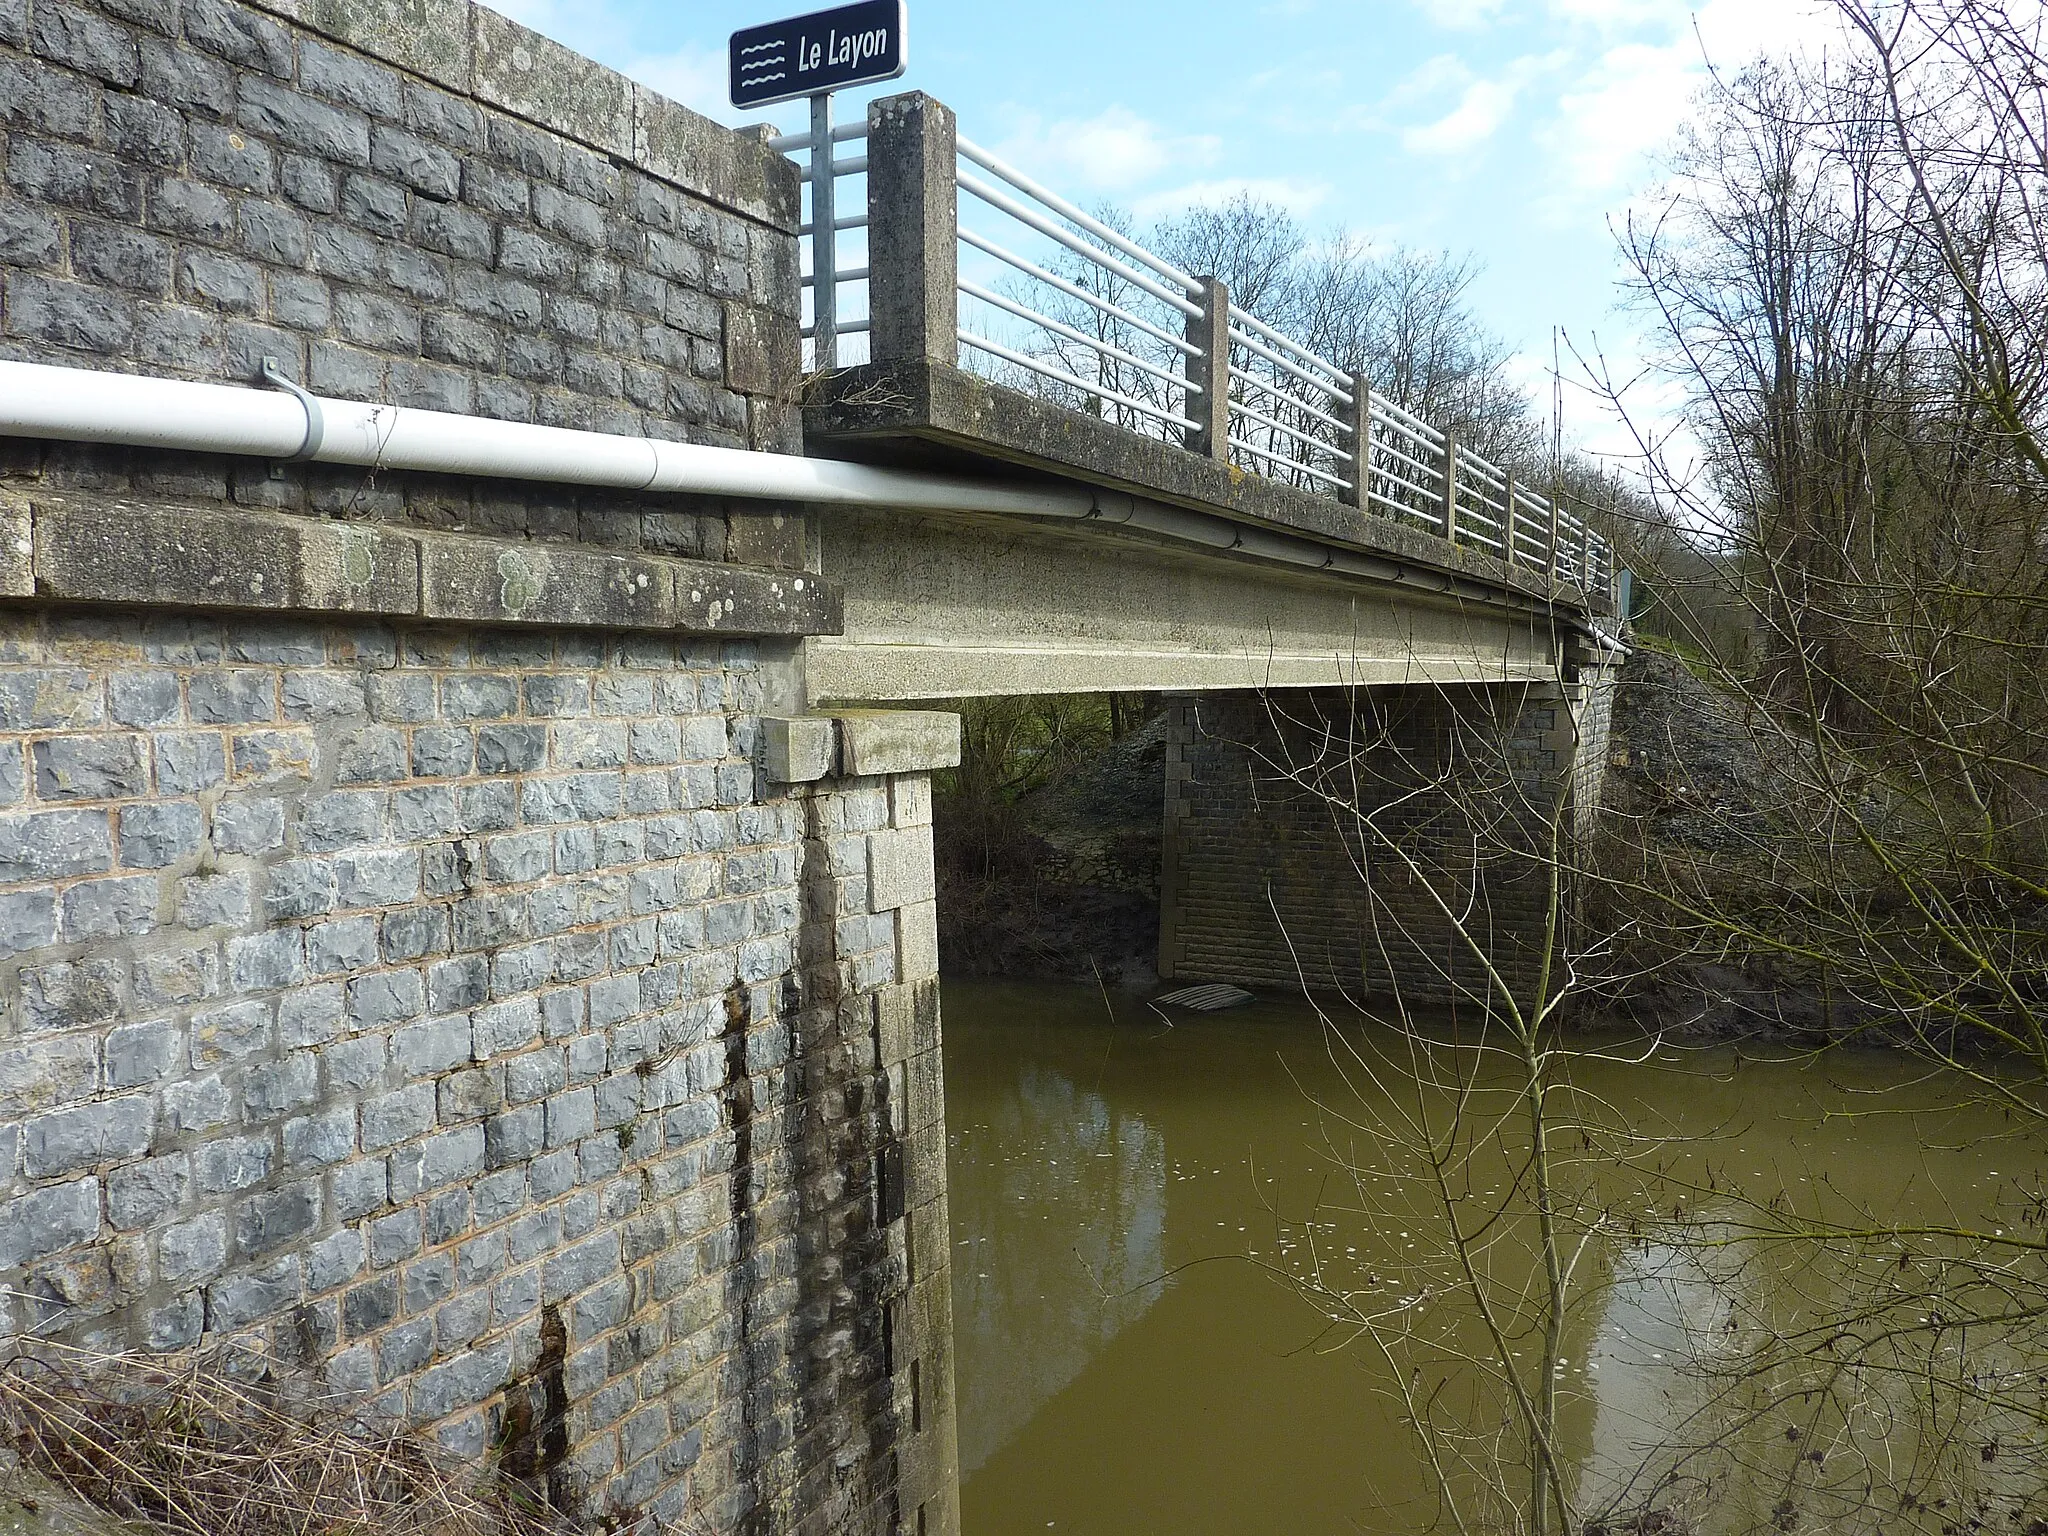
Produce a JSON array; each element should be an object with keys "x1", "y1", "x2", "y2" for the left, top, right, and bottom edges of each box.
[{"x1": 0, "y1": 1341, "x2": 574, "y2": 1536}]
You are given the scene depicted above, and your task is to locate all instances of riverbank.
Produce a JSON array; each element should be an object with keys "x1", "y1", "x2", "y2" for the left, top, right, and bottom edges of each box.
[{"x1": 934, "y1": 713, "x2": 1165, "y2": 988}]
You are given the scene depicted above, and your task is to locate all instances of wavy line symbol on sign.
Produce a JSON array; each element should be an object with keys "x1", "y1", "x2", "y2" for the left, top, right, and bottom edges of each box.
[
  {"x1": 738, "y1": 39, "x2": 782, "y2": 55},
  {"x1": 739, "y1": 46, "x2": 786, "y2": 82}
]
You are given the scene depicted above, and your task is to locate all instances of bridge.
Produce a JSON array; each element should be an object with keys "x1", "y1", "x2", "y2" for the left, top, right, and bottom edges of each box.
[{"x1": 0, "y1": 5, "x2": 1618, "y2": 1536}]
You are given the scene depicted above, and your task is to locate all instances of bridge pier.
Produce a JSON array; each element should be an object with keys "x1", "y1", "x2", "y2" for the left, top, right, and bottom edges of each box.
[{"x1": 1159, "y1": 658, "x2": 1618, "y2": 1007}]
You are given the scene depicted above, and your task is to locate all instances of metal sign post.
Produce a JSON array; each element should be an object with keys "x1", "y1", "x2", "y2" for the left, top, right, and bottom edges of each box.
[
  {"x1": 732, "y1": 1, "x2": 907, "y2": 371},
  {"x1": 809, "y1": 91, "x2": 837, "y2": 366}
]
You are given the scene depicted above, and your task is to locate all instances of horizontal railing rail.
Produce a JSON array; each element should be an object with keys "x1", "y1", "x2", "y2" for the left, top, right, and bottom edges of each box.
[{"x1": 775, "y1": 93, "x2": 1615, "y2": 606}]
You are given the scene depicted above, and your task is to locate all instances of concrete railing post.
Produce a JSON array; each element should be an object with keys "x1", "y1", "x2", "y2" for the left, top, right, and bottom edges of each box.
[
  {"x1": 868, "y1": 93, "x2": 958, "y2": 367},
  {"x1": 1183, "y1": 277, "x2": 1230, "y2": 458},
  {"x1": 1545, "y1": 494, "x2": 1561, "y2": 583},
  {"x1": 1441, "y1": 432, "x2": 1459, "y2": 545},
  {"x1": 1579, "y1": 517, "x2": 1594, "y2": 594},
  {"x1": 1339, "y1": 372, "x2": 1366, "y2": 508}
]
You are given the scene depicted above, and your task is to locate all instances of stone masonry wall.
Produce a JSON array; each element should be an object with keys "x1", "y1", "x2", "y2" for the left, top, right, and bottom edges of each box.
[
  {"x1": 1159, "y1": 685, "x2": 1579, "y2": 1009},
  {"x1": 0, "y1": 603, "x2": 957, "y2": 1534},
  {"x1": 0, "y1": 0, "x2": 970, "y2": 1525},
  {"x1": 0, "y1": 0, "x2": 799, "y2": 460}
]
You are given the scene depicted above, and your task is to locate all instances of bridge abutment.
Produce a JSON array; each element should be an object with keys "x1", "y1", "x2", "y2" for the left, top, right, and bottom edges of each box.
[{"x1": 1160, "y1": 662, "x2": 1618, "y2": 1007}]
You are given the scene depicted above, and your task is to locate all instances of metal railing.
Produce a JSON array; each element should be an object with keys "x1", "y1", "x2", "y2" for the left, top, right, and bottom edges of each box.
[
  {"x1": 776, "y1": 95, "x2": 1614, "y2": 604},
  {"x1": 956, "y1": 133, "x2": 1206, "y2": 443},
  {"x1": 770, "y1": 111, "x2": 872, "y2": 367}
]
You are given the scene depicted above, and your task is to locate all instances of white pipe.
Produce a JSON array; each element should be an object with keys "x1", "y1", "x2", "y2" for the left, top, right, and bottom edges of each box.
[
  {"x1": 0, "y1": 359, "x2": 1097, "y2": 519},
  {"x1": 0, "y1": 359, "x2": 1592, "y2": 617}
]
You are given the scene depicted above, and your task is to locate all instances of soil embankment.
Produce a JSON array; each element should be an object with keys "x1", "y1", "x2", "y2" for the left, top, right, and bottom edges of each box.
[
  {"x1": 935, "y1": 715, "x2": 1166, "y2": 986},
  {"x1": 1594, "y1": 646, "x2": 1875, "y2": 1041}
]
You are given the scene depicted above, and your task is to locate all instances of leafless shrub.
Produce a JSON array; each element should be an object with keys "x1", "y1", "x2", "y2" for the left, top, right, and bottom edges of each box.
[{"x1": 0, "y1": 1340, "x2": 578, "y2": 1536}]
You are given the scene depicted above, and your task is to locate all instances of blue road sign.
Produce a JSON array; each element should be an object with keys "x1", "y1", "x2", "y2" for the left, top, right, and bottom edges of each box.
[{"x1": 730, "y1": 0, "x2": 908, "y2": 109}]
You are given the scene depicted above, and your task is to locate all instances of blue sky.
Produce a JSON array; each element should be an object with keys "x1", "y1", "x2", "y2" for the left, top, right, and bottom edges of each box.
[{"x1": 494, "y1": 0, "x2": 1835, "y2": 457}]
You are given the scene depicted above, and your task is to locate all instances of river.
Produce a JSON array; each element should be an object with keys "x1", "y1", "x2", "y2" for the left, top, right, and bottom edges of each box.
[{"x1": 943, "y1": 979, "x2": 2042, "y2": 1536}]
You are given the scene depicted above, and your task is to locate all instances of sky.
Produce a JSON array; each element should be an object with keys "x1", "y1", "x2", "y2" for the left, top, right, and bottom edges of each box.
[{"x1": 489, "y1": 0, "x2": 1841, "y2": 460}]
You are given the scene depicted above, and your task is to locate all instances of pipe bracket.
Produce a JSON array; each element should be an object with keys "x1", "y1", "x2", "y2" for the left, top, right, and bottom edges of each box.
[{"x1": 258, "y1": 356, "x2": 325, "y2": 462}]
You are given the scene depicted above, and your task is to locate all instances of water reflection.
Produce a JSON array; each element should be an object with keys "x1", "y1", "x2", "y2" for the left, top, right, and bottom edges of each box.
[
  {"x1": 950, "y1": 1061, "x2": 1168, "y2": 1473},
  {"x1": 944, "y1": 979, "x2": 2041, "y2": 1536}
]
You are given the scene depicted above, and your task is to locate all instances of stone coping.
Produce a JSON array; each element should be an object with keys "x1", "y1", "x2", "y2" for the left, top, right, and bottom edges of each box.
[
  {"x1": 238, "y1": 0, "x2": 797, "y2": 232},
  {"x1": 0, "y1": 496, "x2": 840, "y2": 636},
  {"x1": 803, "y1": 358, "x2": 1612, "y2": 618}
]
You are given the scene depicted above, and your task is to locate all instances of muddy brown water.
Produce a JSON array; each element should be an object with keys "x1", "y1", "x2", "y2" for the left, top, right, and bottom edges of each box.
[{"x1": 944, "y1": 980, "x2": 2035, "y2": 1536}]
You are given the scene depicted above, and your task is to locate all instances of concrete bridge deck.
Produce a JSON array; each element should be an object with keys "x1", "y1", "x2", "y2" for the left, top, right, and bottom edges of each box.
[{"x1": 802, "y1": 355, "x2": 1599, "y2": 700}]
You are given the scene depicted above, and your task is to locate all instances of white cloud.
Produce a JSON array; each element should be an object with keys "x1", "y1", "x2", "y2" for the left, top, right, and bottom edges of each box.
[
  {"x1": 1535, "y1": 0, "x2": 1843, "y2": 214},
  {"x1": 1416, "y1": 0, "x2": 1511, "y2": 30},
  {"x1": 1544, "y1": 0, "x2": 1670, "y2": 30},
  {"x1": 988, "y1": 107, "x2": 1221, "y2": 195},
  {"x1": 1131, "y1": 177, "x2": 1333, "y2": 221},
  {"x1": 1380, "y1": 52, "x2": 1478, "y2": 116},
  {"x1": 1404, "y1": 76, "x2": 1521, "y2": 154},
  {"x1": 1392, "y1": 50, "x2": 1567, "y2": 158},
  {"x1": 1543, "y1": 40, "x2": 1696, "y2": 199}
]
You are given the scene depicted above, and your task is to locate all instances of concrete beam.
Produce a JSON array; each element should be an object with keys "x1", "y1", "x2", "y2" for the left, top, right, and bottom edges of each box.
[
  {"x1": 828, "y1": 710, "x2": 962, "y2": 774},
  {"x1": 805, "y1": 505, "x2": 1561, "y2": 701}
]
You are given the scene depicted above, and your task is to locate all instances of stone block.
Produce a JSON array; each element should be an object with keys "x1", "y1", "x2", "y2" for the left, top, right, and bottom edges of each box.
[
  {"x1": 245, "y1": 1052, "x2": 320, "y2": 1119},
  {"x1": 0, "y1": 496, "x2": 31, "y2": 598},
  {"x1": 867, "y1": 827, "x2": 935, "y2": 912},
  {"x1": 0, "y1": 888, "x2": 59, "y2": 956},
  {"x1": 204, "y1": 1255, "x2": 301, "y2": 1331},
  {"x1": 24, "y1": 1096, "x2": 154, "y2": 1176},
  {"x1": 0, "y1": 808, "x2": 111, "y2": 882},
  {"x1": 473, "y1": 7, "x2": 631, "y2": 158},
  {"x1": 155, "y1": 733, "x2": 228, "y2": 794},
  {"x1": 419, "y1": 536, "x2": 677, "y2": 631},
  {"x1": 34, "y1": 503, "x2": 420, "y2": 617},
  {"x1": 283, "y1": 1106, "x2": 355, "y2": 1169},
  {"x1": 22, "y1": 957, "x2": 125, "y2": 1032},
  {"x1": 831, "y1": 711, "x2": 962, "y2": 776},
  {"x1": 191, "y1": 998, "x2": 271, "y2": 1063},
  {"x1": 672, "y1": 559, "x2": 841, "y2": 637},
  {"x1": 106, "y1": 1154, "x2": 187, "y2": 1230},
  {"x1": 761, "y1": 716, "x2": 832, "y2": 784},
  {"x1": 104, "y1": 1018, "x2": 177, "y2": 1088},
  {"x1": 176, "y1": 873, "x2": 250, "y2": 930},
  {"x1": 897, "y1": 899, "x2": 939, "y2": 983},
  {"x1": 235, "y1": 1180, "x2": 320, "y2": 1255},
  {"x1": 0, "y1": 1178, "x2": 99, "y2": 1268}
]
